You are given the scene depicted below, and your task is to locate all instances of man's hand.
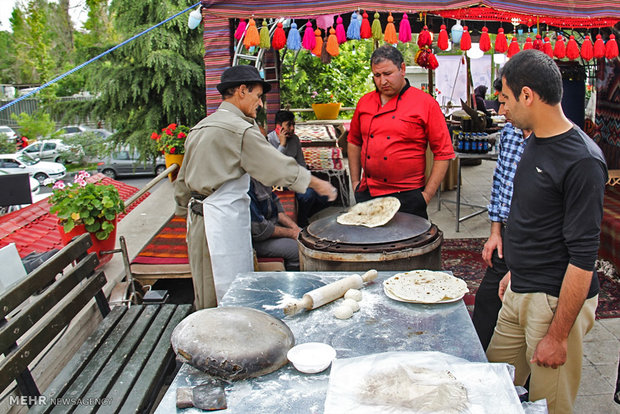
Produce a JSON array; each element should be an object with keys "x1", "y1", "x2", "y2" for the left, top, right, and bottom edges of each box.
[
  {"x1": 351, "y1": 180, "x2": 360, "y2": 192},
  {"x1": 498, "y1": 271, "x2": 511, "y2": 301},
  {"x1": 482, "y1": 232, "x2": 503, "y2": 267},
  {"x1": 421, "y1": 190, "x2": 431, "y2": 204},
  {"x1": 277, "y1": 126, "x2": 288, "y2": 147},
  {"x1": 531, "y1": 334, "x2": 567, "y2": 369},
  {"x1": 310, "y1": 176, "x2": 337, "y2": 202}
]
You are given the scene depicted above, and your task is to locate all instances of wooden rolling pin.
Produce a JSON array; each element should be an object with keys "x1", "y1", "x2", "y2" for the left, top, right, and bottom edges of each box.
[{"x1": 283, "y1": 270, "x2": 378, "y2": 316}]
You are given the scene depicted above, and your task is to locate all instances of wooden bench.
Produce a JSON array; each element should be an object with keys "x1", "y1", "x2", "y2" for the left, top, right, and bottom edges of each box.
[{"x1": 0, "y1": 233, "x2": 192, "y2": 413}]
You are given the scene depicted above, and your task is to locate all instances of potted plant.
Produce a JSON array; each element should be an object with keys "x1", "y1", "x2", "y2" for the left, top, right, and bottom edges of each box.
[
  {"x1": 311, "y1": 89, "x2": 342, "y2": 120},
  {"x1": 50, "y1": 170, "x2": 125, "y2": 263},
  {"x1": 150, "y1": 123, "x2": 189, "y2": 181}
]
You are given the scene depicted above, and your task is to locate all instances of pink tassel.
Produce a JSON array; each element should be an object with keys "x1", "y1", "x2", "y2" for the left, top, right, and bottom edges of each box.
[
  {"x1": 302, "y1": 20, "x2": 316, "y2": 51},
  {"x1": 399, "y1": 13, "x2": 412, "y2": 43},
  {"x1": 335, "y1": 16, "x2": 347, "y2": 44},
  {"x1": 234, "y1": 19, "x2": 247, "y2": 41}
]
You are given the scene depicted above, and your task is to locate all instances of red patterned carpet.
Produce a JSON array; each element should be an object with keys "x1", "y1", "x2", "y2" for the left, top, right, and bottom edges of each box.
[{"x1": 441, "y1": 238, "x2": 620, "y2": 319}]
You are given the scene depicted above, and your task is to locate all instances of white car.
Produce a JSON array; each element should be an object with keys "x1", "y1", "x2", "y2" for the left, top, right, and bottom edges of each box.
[
  {"x1": 0, "y1": 125, "x2": 17, "y2": 141},
  {"x1": 18, "y1": 139, "x2": 84, "y2": 164},
  {"x1": 0, "y1": 152, "x2": 66, "y2": 183},
  {"x1": 56, "y1": 125, "x2": 93, "y2": 138}
]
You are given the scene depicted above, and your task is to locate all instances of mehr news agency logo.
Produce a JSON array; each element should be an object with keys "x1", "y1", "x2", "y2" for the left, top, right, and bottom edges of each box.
[{"x1": 10, "y1": 395, "x2": 112, "y2": 407}]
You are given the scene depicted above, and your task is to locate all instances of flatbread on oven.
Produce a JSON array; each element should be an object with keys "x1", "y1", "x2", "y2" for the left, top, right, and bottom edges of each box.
[
  {"x1": 336, "y1": 197, "x2": 400, "y2": 228},
  {"x1": 383, "y1": 270, "x2": 469, "y2": 303}
]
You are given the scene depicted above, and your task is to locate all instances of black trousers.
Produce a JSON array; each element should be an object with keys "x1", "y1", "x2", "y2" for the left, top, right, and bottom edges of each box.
[
  {"x1": 472, "y1": 229, "x2": 509, "y2": 351},
  {"x1": 354, "y1": 187, "x2": 428, "y2": 220}
]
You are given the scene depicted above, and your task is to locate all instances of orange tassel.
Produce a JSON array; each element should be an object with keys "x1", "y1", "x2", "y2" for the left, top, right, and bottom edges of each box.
[
  {"x1": 593, "y1": 34, "x2": 605, "y2": 58},
  {"x1": 311, "y1": 28, "x2": 323, "y2": 56},
  {"x1": 479, "y1": 27, "x2": 491, "y2": 52},
  {"x1": 326, "y1": 28, "x2": 339, "y2": 56},
  {"x1": 384, "y1": 13, "x2": 398, "y2": 45},
  {"x1": 243, "y1": 18, "x2": 260, "y2": 49},
  {"x1": 507, "y1": 37, "x2": 520, "y2": 58},
  {"x1": 460, "y1": 26, "x2": 471, "y2": 51}
]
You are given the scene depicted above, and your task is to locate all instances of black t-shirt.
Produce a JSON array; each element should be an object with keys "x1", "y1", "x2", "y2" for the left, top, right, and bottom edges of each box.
[{"x1": 504, "y1": 126, "x2": 607, "y2": 298}]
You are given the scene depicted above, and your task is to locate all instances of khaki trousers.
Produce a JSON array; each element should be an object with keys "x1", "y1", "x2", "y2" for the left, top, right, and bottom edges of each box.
[
  {"x1": 486, "y1": 288, "x2": 597, "y2": 414},
  {"x1": 186, "y1": 212, "x2": 217, "y2": 309}
]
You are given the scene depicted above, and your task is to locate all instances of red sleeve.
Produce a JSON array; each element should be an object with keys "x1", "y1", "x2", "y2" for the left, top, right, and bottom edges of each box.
[
  {"x1": 347, "y1": 103, "x2": 363, "y2": 146},
  {"x1": 426, "y1": 98, "x2": 455, "y2": 160}
]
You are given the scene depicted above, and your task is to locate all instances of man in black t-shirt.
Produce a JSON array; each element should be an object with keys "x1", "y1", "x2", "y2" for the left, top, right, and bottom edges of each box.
[{"x1": 485, "y1": 50, "x2": 607, "y2": 414}]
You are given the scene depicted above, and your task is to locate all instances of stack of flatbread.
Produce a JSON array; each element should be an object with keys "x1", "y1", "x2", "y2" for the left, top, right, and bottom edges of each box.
[
  {"x1": 336, "y1": 197, "x2": 400, "y2": 228},
  {"x1": 383, "y1": 270, "x2": 469, "y2": 304}
]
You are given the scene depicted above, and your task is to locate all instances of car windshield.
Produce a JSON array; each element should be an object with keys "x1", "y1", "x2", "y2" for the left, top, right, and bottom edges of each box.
[{"x1": 16, "y1": 153, "x2": 39, "y2": 166}]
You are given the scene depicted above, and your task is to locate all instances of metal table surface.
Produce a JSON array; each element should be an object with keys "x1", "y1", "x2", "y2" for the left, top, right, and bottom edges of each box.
[{"x1": 155, "y1": 271, "x2": 486, "y2": 414}]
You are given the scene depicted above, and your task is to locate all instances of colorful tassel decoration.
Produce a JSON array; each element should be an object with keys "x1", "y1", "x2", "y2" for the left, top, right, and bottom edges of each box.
[
  {"x1": 326, "y1": 27, "x2": 340, "y2": 56},
  {"x1": 384, "y1": 13, "x2": 398, "y2": 45},
  {"x1": 347, "y1": 12, "x2": 361, "y2": 40},
  {"x1": 566, "y1": 35, "x2": 580, "y2": 60},
  {"x1": 495, "y1": 28, "x2": 508, "y2": 53},
  {"x1": 243, "y1": 18, "x2": 260, "y2": 49},
  {"x1": 335, "y1": 16, "x2": 347, "y2": 44},
  {"x1": 234, "y1": 19, "x2": 247, "y2": 41},
  {"x1": 399, "y1": 13, "x2": 412, "y2": 43},
  {"x1": 272, "y1": 22, "x2": 286, "y2": 50},
  {"x1": 302, "y1": 21, "x2": 316, "y2": 51},
  {"x1": 371, "y1": 12, "x2": 382, "y2": 41},
  {"x1": 507, "y1": 37, "x2": 521, "y2": 58},
  {"x1": 554, "y1": 35, "x2": 566, "y2": 59},
  {"x1": 523, "y1": 37, "x2": 533, "y2": 50},
  {"x1": 533, "y1": 34, "x2": 543, "y2": 50},
  {"x1": 460, "y1": 26, "x2": 471, "y2": 51},
  {"x1": 479, "y1": 27, "x2": 491, "y2": 52},
  {"x1": 286, "y1": 22, "x2": 302, "y2": 50},
  {"x1": 543, "y1": 36, "x2": 554, "y2": 58},
  {"x1": 311, "y1": 28, "x2": 323, "y2": 56},
  {"x1": 581, "y1": 35, "x2": 593, "y2": 61},
  {"x1": 606, "y1": 34, "x2": 619, "y2": 59},
  {"x1": 437, "y1": 24, "x2": 449, "y2": 51},
  {"x1": 418, "y1": 25, "x2": 432, "y2": 48},
  {"x1": 360, "y1": 11, "x2": 372, "y2": 39},
  {"x1": 428, "y1": 51, "x2": 439, "y2": 70},
  {"x1": 321, "y1": 33, "x2": 331, "y2": 63},
  {"x1": 593, "y1": 34, "x2": 606, "y2": 58},
  {"x1": 259, "y1": 20, "x2": 270, "y2": 49}
]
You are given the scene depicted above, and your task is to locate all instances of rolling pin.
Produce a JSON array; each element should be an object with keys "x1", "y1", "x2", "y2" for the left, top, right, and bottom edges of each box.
[{"x1": 283, "y1": 269, "x2": 378, "y2": 316}]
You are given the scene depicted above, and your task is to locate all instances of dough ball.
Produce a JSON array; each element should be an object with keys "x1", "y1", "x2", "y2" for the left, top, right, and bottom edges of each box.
[
  {"x1": 342, "y1": 298, "x2": 360, "y2": 312},
  {"x1": 344, "y1": 288, "x2": 363, "y2": 302},
  {"x1": 333, "y1": 305, "x2": 354, "y2": 319}
]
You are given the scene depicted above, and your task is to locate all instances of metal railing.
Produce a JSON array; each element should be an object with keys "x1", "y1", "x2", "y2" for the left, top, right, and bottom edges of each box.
[{"x1": 124, "y1": 163, "x2": 179, "y2": 208}]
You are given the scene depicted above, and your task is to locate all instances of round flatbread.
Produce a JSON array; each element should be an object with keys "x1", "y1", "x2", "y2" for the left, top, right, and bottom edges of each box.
[
  {"x1": 337, "y1": 197, "x2": 401, "y2": 228},
  {"x1": 383, "y1": 270, "x2": 469, "y2": 304}
]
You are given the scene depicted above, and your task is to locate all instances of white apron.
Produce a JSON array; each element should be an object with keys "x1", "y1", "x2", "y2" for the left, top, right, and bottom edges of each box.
[{"x1": 202, "y1": 173, "x2": 253, "y2": 301}]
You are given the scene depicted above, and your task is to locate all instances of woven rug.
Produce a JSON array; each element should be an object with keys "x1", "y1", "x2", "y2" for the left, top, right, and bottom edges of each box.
[{"x1": 442, "y1": 238, "x2": 620, "y2": 319}]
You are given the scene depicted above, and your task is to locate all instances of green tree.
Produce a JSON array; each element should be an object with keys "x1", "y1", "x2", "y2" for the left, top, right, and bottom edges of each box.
[
  {"x1": 0, "y1": 32, "x2": 16, "y2": 84},
  {"x1": 11, "y1": 111, "x2": 60, "y2": 140}
]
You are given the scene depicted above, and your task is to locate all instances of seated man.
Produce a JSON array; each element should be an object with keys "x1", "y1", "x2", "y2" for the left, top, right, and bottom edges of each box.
[
  {"x1": 249, "y1": 176, "x2": 301, "y2": 271},
  {"x1": 267, "y1": 110, "x2": 329, "y2": 227}
]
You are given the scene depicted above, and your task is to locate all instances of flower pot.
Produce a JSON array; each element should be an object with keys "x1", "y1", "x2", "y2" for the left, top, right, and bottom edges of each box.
[
  {"x1": 312, "y1": 103, "x2": 342, "y2": 120},
  {"x1": 164, "y1": 153, "x2": 184, "y2": 182},
  {"x1": 58, "y1": 217, "x2": 117, "y2": 265}
]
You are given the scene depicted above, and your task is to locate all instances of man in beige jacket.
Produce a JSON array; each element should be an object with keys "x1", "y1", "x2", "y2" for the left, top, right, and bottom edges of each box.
[{"x1": 175, "y1": 65, "x2": 336, "y2": 309}]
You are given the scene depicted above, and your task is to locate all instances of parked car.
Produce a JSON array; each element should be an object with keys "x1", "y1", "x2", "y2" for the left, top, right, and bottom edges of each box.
[
  {"x1": 0, "y1": 169, "x2": 51, "y2": 215},
  {"x1": 0, "y1": 125, "x2": 17, "y2": 142},
  {"x1": 96, "y1": 149, "x2": 166, "y2": 179},
  {"x1": 89, "y1": 128, "x2": 114, "y2": 139},
  {"x1": 18, "y1": 139, "x2": 84, "y2": 164},
  {"x1": 0, "y1": 152, "x2": 66, "y2": 183},
  {"x1": 56, "y1": 125, "x2": 93, "y2": 138}
]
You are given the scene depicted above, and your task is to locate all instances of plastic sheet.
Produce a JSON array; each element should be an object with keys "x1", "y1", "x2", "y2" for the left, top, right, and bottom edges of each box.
[{"x1": 324, "y1": 351, "x2": 524, "y2": 414}]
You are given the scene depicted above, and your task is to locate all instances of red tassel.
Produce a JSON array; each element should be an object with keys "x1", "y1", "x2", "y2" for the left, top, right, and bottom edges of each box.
[
  {"x1": 460, "y1": 26, "x2": 471, "y2": 51},
  {"x1": 495, "y1": 28, "x2": 508, "y2": 53},
  {"x1": 507, "y1": 37, "x2": 521, "y2": 58},
  {"x1": 360, "y1": 11, "x2": 372, "y2": 39},
  {"x1": 437, "y1": 24, "x2": 449, "y2": 51},
  {"x1": 566, "y1": 35, "x2": 580, "y2": 60},
  {"x1": 243, "y1": 18, "x2": 260, "y2": 49},
  {"x1": 384, "y1": 13, "x2": 398, "y2": 45},
  {"x1": 533, "y1": 34, "x2": 543, "y2": 50},
  {"x1": 581, "y1": 35, "x2": 593, "y2": 61},
  {"x1": 326, "y1": 28, "x2": 339, "y2": 56},
  {"x1": 594, "y1": 34, "x2": 606, "y2": 59},
  {"x1": 335, "y1": 16, "x2": 347, "y2": 44},
  {"x1": 554, "y1": 36, "x2": 566, "y2": 59},
  {"x1": 399, "y1": 13, "x2": 412, "y2": 43},
  {"x1": 302, "y1": 21, "x2": 316, "y2": 51},
  {"x1": 272, "y1": 22, "x2": 287, "y2": 50},
  {"x1": 479, "y1": 27, "x2": 491, "y2": 52},
  {"x1": 606, "y1": 34, "x2": 619, "y2": 59},
  {"x1": 311, "y1": 29, "x2": 323, "y2": 56},
  {"x1": 428, "y1": 51, "x2": 439, "y2": 70},
  {"x1": 418, "y1": 25, "x2": 432, "y2": 48},
  {"x1": 543, "y1": 36, "x2": 554, "y2": 58},
  {"x1": 523, "y1": 37, "x2": 534, "y2": 50},
  {"x1": 234, "y1": 19, "x2": 247, "y2": 41}
]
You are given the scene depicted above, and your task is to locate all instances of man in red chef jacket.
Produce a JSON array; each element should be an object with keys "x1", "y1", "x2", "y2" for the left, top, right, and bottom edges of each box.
[{"x1": 348, "y1": 45, "x2": 455, "y2": 219}]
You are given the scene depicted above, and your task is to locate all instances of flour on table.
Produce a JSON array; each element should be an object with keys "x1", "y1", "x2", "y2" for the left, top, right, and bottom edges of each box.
[{"x1": 262, "y1": 290, "x2": 298, "y2": 311}]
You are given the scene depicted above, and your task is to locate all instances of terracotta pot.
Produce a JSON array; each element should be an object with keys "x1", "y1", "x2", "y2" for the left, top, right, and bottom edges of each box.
[
  {"x1": 58, "y1": 217, "x2": 117, "y2": 265},
  {"x1": 312, "y1": 103, "x2": 341, "y2": 120},
  {"x1": 164, "y1": 153, "x2": 184, "y2": 182}
]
